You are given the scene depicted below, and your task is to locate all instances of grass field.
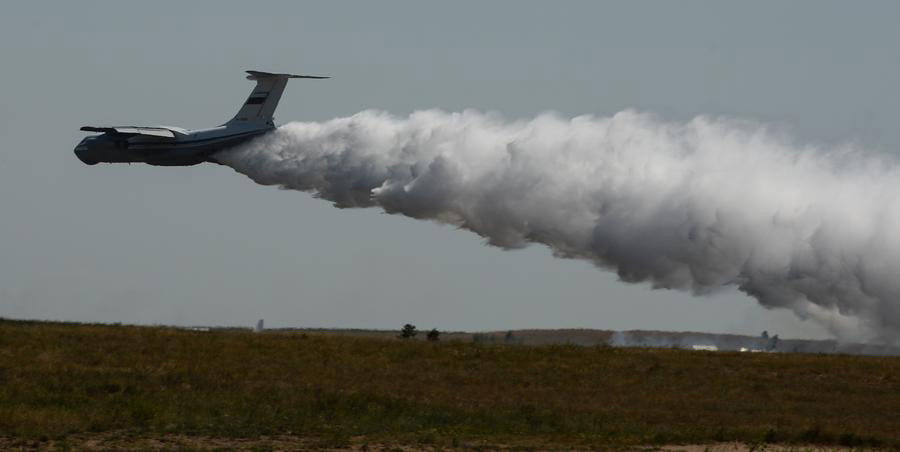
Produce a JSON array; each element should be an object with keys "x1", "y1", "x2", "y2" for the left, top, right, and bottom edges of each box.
[{"x1": 1, "y1": 319, "x2": 899, "y2": 449}]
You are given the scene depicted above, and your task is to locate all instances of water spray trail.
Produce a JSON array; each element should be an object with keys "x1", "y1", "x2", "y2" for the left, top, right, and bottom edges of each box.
[{"x1": 218, "y1": 109, "x2": 900, "y2": 343}]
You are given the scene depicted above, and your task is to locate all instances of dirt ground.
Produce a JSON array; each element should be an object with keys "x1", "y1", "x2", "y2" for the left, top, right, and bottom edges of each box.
[{"x1": 0, "y1": 434, "x2": 858, "y2": 451}]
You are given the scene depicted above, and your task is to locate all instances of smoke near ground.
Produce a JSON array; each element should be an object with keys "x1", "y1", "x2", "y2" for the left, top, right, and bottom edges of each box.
[{"x1": 218, "y1": 109, "x2": 900, "y2": 344}]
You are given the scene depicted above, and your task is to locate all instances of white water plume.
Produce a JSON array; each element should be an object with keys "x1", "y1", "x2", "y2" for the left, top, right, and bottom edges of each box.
[{"x1": 218, "y1": 109, "x2": 900, "y2": 343}]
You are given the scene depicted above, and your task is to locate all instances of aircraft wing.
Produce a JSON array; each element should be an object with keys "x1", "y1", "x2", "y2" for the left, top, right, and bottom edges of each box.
[{"x1": 80, "y1": 126, "x2": 176, "y2": 138}]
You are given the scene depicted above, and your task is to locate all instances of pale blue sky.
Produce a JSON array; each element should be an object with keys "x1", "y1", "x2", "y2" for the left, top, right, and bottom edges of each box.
[{"x1": 2, "y1": 1, "x2": 899, "y2": 338}]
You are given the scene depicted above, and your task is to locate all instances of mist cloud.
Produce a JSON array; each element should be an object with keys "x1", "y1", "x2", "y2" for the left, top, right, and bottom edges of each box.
[{"x1": 218, "y1": 109, "x2": 900, "y2": 343}]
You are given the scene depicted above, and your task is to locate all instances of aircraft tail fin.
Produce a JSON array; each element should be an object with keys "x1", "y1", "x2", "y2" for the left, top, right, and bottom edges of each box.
[{"x1": 227, "y1": 70, "x2": 329, "y2": 126}]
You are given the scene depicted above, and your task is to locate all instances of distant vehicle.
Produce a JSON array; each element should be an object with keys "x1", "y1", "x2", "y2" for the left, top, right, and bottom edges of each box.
[{"x1": 74, "y1": 70, "x2": 328, "y2": 166}]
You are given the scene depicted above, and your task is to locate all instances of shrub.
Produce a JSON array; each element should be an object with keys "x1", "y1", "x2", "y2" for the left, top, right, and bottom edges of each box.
[{"x1": 400, "y1": 324, "x2": 417, "y2": 339}]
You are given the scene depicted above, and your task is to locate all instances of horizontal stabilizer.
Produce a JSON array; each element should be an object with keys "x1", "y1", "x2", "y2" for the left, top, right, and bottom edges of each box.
[
  {"x1": 80, "y1": 126, "x2": 177, "y2": 138},
  {"x1": 246, "y1": 70, "x2": 329, "y2": 80}
]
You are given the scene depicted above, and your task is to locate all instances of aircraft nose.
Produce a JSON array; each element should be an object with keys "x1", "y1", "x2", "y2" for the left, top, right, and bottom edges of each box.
[{"x1": 74, "y1": 146, "x2": 99, "y2": 165}]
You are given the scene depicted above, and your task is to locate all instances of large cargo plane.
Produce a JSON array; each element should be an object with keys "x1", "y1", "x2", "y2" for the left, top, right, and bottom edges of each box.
[{"x1": 74, "y1": 70, "x2": 327, "y2": 166}]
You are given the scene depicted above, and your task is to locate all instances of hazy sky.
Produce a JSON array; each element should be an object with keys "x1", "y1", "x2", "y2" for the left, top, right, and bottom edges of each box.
[{"x1": 2, "y1": 1, "x2": 899, "y2": 339}]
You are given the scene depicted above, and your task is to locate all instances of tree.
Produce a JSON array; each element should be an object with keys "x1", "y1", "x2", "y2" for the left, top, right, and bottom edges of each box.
[
  {"x1": 427, "y1": 328, "x2": 440, "y2": 342},
  {"x1": 768, "y1": 334, "x2": 780, "y2": 351},
  {"x1": 400, "y1": 323, "x2": 417, "y2": 339}
]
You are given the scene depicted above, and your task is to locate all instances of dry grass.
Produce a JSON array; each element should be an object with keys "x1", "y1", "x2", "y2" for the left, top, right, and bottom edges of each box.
[{"x1": 1, "y1": 319, "x2": 898, "y2": 448}]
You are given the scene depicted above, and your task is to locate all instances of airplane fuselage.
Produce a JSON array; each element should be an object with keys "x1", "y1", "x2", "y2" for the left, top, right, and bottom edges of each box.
[{"x1": 74, "y1": 123, "x2": 273, "y2": 166}]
